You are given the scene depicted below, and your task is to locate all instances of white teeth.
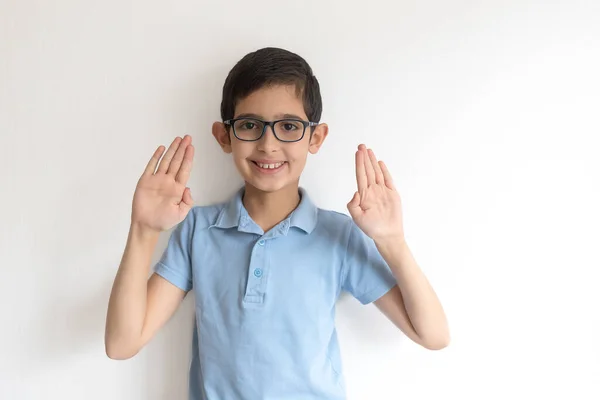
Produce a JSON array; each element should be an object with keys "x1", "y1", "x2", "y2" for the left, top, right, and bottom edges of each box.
[{"x1": 256, "y1": 162, "x2": 284, "y2": 169}]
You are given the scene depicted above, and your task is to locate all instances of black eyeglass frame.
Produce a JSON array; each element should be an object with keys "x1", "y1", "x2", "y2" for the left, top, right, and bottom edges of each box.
[{"x1": 223, "y1": 118, "x2": 318, "y2": 142}]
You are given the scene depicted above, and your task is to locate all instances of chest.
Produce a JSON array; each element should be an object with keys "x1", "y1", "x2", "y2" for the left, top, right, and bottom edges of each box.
[{"x1": 189, "y1": 228, "x2": 344, "y2": 317}]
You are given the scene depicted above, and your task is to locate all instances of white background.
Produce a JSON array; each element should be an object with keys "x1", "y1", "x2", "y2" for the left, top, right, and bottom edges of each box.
[{"x1": 1, "y1": 1, "x2": 599, "y2": 399}]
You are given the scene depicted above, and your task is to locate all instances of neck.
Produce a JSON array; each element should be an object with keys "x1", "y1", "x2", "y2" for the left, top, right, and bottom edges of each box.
[{"x1": 242, "y1": 182, "x2": 301, "y2": 233}]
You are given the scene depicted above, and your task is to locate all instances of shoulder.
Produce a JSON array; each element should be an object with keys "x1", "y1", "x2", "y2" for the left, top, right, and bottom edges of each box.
[
  {"x1": 316, "y1": 207, "x2": 352, "y2": 225},
  {"x1": 314, "y1": 207, "x2": 372, "y2": 250},
  {"x1": 314, "y1": 207, "x2": 355, "y2": 237},
  {"x1": 184, "y1": 202, "x2": 228, "y2": 231}
]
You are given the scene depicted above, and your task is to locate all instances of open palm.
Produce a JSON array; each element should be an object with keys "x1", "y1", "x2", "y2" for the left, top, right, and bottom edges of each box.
[
  {"x1": 347, "y1": 144, "x2": 405, "y2": 242},
  {"x1": 131, "y1": 135, "x2": 195, "y2": 232}
]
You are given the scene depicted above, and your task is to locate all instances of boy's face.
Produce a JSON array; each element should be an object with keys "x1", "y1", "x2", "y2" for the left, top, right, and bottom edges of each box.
[{"x1": 213, "y1": 85, "x2": 328, "y2": 194}]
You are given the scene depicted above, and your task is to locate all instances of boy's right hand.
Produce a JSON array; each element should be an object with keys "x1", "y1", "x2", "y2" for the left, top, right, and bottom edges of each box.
[{"x1": 131, "y1": 135, "x2": 195, "y2": 233}]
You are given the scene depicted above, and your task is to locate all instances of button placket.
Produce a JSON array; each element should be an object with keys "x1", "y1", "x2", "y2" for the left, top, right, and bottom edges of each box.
[
  {"x1": 243, "y1": 236, "x2": 268, "y2": 304},
  {"x1": 253, "y1": 238, "x2": 266, "y2": 279}
]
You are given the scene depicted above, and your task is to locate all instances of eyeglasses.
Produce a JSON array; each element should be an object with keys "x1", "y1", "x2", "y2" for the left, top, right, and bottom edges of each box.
[{"x1": 223, "y1": 117, "x2": 318, "y2": 142}]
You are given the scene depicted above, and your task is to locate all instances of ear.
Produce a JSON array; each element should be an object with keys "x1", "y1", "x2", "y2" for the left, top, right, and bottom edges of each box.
[
  {"x1": 212, "y1": 121, "x2": 232, "y2": 153},
  {"x1": 308, "y1": 123, "x2": 328, "y2": 154}
]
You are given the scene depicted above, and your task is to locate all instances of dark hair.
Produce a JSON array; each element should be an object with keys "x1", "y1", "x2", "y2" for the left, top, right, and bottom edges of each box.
[{"x1": 220, "y1": 47, "x2": 322, "y2": 124}]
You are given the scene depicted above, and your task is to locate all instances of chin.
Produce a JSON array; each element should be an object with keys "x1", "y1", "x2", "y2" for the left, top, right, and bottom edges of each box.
[
  {"x1": 245, "y1": 179, "x2": 292, "y2": 193},
  {"x1": 242, "y1": 171, "x2": 300, "y2": 193}
]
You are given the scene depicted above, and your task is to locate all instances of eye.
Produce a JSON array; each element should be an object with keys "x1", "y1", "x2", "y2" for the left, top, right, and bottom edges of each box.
[
  {"x1": 235, "y1": 119, "x2": 261, "y2": 130},
  {"x1": 280, "y1": 120, "x2": 302, "y2": 131}
]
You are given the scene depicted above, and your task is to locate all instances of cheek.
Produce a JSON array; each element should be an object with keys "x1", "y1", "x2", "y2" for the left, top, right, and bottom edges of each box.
[
  {"x1": 287, "y1": 146, "x2": 309, "y2": 167},
  {"x1": 231, "y1": 142, "x2": 252, "y2": 160}
]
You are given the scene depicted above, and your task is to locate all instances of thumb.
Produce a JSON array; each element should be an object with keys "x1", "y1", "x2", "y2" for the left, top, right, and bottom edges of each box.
[
  {"x1": 179, "y1": 187, "x2": 194, "y2": 213},
  {"x1": 347, "y1": 191, "x2": 361, "y2": 217}
]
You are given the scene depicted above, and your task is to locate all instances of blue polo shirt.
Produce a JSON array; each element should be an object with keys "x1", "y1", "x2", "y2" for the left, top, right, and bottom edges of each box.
[{"x1": 154, "y1": 187, "x2": 397, "y2": 400}]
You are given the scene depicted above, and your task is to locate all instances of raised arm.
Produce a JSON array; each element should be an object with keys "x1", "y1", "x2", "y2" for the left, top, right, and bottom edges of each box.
[{"x1": 105, "y1": 135, "x2": 195, "y2": 359}]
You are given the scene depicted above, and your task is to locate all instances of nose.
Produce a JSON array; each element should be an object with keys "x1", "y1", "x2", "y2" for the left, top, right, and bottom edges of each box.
[{"x1": 257, "y1": 124, "x2": 280, "y2": 152}]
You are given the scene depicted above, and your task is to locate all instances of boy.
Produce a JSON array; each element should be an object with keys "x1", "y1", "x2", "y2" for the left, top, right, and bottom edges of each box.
[{"x1": 105, "y1": 47, "x2": 449, "y2": 399}]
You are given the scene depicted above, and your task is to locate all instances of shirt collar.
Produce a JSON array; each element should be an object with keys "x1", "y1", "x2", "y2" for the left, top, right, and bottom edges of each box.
[{"x1": 214, "y1": 186, "x2": 318, "y2": 234}]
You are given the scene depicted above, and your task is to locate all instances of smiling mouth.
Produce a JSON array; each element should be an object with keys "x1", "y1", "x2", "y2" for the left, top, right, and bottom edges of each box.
[{"x1": 252, "y1": 161, "x2": 287, "y2": 170}]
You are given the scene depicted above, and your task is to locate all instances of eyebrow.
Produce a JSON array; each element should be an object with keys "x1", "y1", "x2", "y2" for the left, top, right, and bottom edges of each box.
[{"x1": 234, "y1": 113, "x2": 306, "y2": 120}]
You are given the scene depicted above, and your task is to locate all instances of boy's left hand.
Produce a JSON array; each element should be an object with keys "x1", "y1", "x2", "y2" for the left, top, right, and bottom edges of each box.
[{"x1": 347, "y1": 144, "x2": 405, "y2": 243}]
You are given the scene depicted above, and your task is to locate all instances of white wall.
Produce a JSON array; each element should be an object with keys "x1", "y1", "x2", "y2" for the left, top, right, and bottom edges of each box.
[{"x1": 1, "y1": 0, "x2": 599, "y2": 399}]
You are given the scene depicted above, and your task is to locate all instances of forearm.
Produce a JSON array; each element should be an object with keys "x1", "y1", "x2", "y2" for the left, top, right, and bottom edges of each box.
[
  {"x1": 105, "y1": 223, "x2": 159, "y2": 358},
  {"x1": 375, "y1": 238, "x2": 449, "y2": 346}
]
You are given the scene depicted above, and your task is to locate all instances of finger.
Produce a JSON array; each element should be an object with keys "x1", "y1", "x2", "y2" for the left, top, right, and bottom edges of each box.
[
  {"x1": 368, "y1": 149, "x2": 384, "y2": 185},
  {"x1": 144, "y1": 145, "x2": 165, "y2": 176},
  {"x1": 181, "y1": 187, "x2": 193, "y2": 206},
  {"x1": 347, "y1": 191, "x2": 360, "y2": 208},
  {"x1": 178, "y1": 187, "x2": 194, "y2": 215},
  {"x1": 362, "y1": 146, "x2": 376, "y2": 186},
  {"x1": 168, "y1": 135, "x2": 192, "y2": 176},
  {"x1": 175, "y1": 144, "x2": 194, "y2": 185},
  {"x1": 347, "y1": 191, "x2": 362, "y2": 220},
  {"x1": 379, "y1": 161, "x2": 395, "y2": 190},
  {"x1": 156, "y1": 137, "x2": 182, "y2": 174},
  {"x1": 355, "y1": 150, "x2": 368, "y2": 193}
]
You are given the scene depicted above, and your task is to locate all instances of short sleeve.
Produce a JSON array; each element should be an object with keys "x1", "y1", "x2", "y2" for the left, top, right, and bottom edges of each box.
[
  {"x1": 341, "y1": 221, "x2": 397, "y2": 304},
  {"x1": 153, "y1": 211, "x2": 195, "y2": 292}
]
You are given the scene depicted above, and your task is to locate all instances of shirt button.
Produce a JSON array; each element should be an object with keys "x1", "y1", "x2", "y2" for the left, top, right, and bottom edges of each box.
[
  {"x1": 258, "y1": 239, "x2": 265, "y2": 246},
  {"x1": 253, "y1": 268, "x2": 263, "y2": 278}
]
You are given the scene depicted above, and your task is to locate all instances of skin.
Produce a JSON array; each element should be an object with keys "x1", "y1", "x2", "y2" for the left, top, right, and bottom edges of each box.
[
  {"x1": 211, "y1": 85, "x2": 329, "y2": 232},
  {"x1": 104, "y1": 84, "x2": 449, "y2": 361}
]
